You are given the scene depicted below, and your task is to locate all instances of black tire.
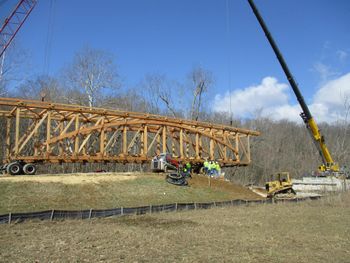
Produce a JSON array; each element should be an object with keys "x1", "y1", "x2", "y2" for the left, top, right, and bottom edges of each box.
[
  {"x1": 166, "y1": 177, "x2": 187, "y2": 186},
  {"x1": 6, "y1": 162, "x2": 23, "y2": 175},
  {"x1": 167, "y1": 173, "x2": 183, "y2": 180},
  {"x1": 23, "y1": 163, "x2": 37, "y2": 175}
]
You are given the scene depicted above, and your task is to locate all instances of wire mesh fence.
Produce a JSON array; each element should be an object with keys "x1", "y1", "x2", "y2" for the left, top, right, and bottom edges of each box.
[{"x1": 0, "y1": 195, "x2": 322, "y2": 224}]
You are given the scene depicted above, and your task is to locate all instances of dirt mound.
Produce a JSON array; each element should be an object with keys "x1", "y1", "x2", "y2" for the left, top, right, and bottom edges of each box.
[{"x1": 189, "y1": 174, "x2": 263, "y2": 200}]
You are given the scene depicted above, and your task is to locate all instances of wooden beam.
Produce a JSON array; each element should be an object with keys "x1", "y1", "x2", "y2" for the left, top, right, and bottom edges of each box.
[
  {"x1": 14, "y1": 108, "x2": 20, "y2": 155},
  {"x1": 162, "y1": 126, "x2": 167, "y2": 153},
  {"x1": 180, "y1": 129, "x2": 184, "y2": 158},
  {"x1": 18, "y1": 113, "x2": 48, "y2": 154},
  {"x1": 209, "y1": 129, "x2": 214, "y2": 160},
  {"x1": 123, "y1": 126, "x2": 127, "y2": 154},
  {"x1": 46, "y1": 111, "x2": 51, "y2": 154},
  {"x1": 6, "y1": 117, "x2": 10, "y2": 160},
  {"x1": 143, "y1": 125, "x2": 148, "y2": 156},
  {"x1": 75, "y1": 114, "x2": 80, "y2": 155},
  {"x1": 195, "y1": 133, "x2": 199, "y2": 159}
]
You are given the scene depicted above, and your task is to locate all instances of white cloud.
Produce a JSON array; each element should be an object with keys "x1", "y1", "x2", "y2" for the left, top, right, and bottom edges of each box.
[
  {"x1": 213, "y1": 73, "x2": 350, "y2": 123},
  {"x1": 336, "y1": 50, "x2": 348, "y2": 62},
  {"x1": 312, "y1": 62, "x2": 339, "y2": 83}
]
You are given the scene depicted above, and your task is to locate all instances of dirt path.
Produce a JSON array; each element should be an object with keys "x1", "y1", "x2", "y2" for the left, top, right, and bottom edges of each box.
[{"x1": 0, "y1": 172, "x2": 139, "y2": 185}]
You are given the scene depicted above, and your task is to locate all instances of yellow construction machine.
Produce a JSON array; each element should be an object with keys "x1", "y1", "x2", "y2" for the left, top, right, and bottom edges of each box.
[
  {"x1": 265, "y1": 172, "x2": 296, "y2": 199},
  {"x1": 248, "y1": 0, "x2": 344, "y2": 177}
]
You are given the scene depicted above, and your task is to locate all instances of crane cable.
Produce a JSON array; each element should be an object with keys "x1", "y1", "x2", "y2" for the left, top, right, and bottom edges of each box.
[
  {"x1": 225, "y1": 0, "x2": 233, "y2": 126},
  {"x1": 44, "y1": 0, "x2": 56, "y2": 75}
]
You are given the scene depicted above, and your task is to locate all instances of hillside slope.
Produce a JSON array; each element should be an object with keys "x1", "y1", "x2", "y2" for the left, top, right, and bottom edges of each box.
[{"x1": 0, "y1": 173, "x2": 261, "y2": 214}]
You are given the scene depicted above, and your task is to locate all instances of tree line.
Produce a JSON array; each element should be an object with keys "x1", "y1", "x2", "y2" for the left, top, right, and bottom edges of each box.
[{"x1": 0, "y1": 46, "x2": 349, "y2": 184}]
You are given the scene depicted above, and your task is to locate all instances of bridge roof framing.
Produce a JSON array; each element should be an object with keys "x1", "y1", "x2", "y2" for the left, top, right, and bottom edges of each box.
[
  {"x1": 0, "y1": 97, "x2": 260, "y2": 167},
  {"x1": 0, "y1": 97, "x2": 259, "y2": 136}
]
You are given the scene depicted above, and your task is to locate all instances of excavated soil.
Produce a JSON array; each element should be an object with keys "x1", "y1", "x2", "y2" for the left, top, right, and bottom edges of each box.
[{"x1": 188, "y1": 174, "x2": 263, "y2": 200}]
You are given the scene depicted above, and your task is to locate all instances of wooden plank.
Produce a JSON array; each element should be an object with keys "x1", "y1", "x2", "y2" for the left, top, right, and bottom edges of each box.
[
  {"x1": 6, "y1": 118, "x2": 10, "y2": 160},
  {"x1": 123, "y1": 126, "x2": 127, "y2": 154},
  {"x1": 143, "y1": 125, "x2": 148, "y2": 156},
  {"x1": 75, "y1": 114, "x2": 80, "y2": 155},
  {"x1": 14, "y1": 108, "x2": 20, "y2": 155},
  {"x1": 209, "y1": 129, "x2": 214, "y2": 160},
  {"x1": 162, "y1": 126, "x2": 167, "y2": 153},
  {"x1": 46, "y1": 111, "x2": 51, "y2": 154},
  {"x1": 180, "y1": 129, "x2": 184, "y2": 158},
  {"x1": 195, "y1": 133, "x2": 200, "y2": 159},
  {"x1": 99, "y1": 117, "x2": 105, "y2": 155}
]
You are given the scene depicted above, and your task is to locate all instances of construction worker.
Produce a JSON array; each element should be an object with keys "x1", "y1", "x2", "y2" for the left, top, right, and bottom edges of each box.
[
  {"x1": 203, "y1": 159, "x2": 209, "y2": 174},
  {"x1": 183, "y1": 162, "x2": 191, "y2": 177},
  {"x1": 208, "y1": 161, "x2": 214, "y2": 177},
  {"x1": 215, "y1": 161, "x2": 221, "y2": 177}
]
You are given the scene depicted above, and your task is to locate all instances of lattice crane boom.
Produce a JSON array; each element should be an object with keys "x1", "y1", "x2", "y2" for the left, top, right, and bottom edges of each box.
[{"x1": 0, "y1": 0, "x2": 37, "y2": 58}]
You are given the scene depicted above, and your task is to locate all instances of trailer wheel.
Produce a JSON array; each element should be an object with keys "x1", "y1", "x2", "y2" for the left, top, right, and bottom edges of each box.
[
  {"x1": 6, "y1": 162, "x2": 23, "y2": 175},
  {"x1": 23, "y1": 163, "x2": 37, "y2": 175}
]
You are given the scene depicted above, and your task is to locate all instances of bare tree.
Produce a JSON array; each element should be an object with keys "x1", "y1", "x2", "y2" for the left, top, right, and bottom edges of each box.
[
  {"x1": 188, "y1": 66, "x2": 213, "y2": 121},
  {"x1": 142, "y1": 74, "x2": 178, "y2": 117},
  {"x1": 0, "y1": 42, "x2": 30, "y2": 97},
  {"x1": 62, "y1": 46, "x2": 119, "y2": 108},
  {"x1": 15, "y1": 75, "x2": 61, "y2": 101}
]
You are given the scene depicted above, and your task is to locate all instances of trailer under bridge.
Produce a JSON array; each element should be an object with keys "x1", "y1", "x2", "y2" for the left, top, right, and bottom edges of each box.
[{"x1": 0, "y1": 97, "x2": 259, "y2": 174}]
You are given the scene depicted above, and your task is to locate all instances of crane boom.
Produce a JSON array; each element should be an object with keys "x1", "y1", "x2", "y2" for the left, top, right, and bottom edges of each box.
[
  {"x1": 0, "y1": 0, "x2": 37, "y2": 58},
  {"x1": 247, "y1": 0, "x2": 339, "y2": 173}
]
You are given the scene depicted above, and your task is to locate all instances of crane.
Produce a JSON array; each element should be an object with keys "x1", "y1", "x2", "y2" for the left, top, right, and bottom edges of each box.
[
  {"x1": 0, "y1": 0, "x2": 37, "y2": 58},
  {"x1": 247, "y1": 0, "x2": 340, "y2": 176}
]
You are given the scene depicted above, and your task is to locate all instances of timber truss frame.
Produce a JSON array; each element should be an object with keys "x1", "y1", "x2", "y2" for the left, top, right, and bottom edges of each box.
[{"x1": 0, "y1": 97, "x2": 259, "y2": 166}]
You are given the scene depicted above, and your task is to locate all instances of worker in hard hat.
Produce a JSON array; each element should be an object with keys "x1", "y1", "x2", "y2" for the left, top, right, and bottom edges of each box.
[
  {"x1": 183, "y1": 162, "x2": 191, "y2": 177},
  {"x1": 208, "y1": 161, "x2": 214, "y2": 177},
  {"x1": 203, "y1": 159, "x2": 209, "y2": 175}
]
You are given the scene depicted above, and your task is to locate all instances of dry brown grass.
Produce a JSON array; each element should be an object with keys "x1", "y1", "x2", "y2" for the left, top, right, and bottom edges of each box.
[
  {"x1": 1, "y1": 192, "x2": 349, "y2": 262},
  {"x1": 0, "y1": 173, "x2": 261, "y2": 214}
]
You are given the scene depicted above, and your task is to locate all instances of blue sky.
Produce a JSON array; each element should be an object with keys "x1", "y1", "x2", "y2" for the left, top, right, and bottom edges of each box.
[{"x1": 1, "y1": 0, "x2": 350, "y2": 123}]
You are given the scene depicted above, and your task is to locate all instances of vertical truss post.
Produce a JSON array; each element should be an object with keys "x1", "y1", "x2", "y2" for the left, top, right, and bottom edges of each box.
[
  {"x1": 209, "y1": 129, "x2": 214, "y2": 160},
  {"x1": 179, "y1": 129, "x2": 184, "y2": 158},
  {"x1": 195, "y1": 133, "x2": 199, "y2": 159},
  {"x1": 14, "y1": 107, "x2": 20, "y2": 155},
  {"x1": 46, "y1": 111, "x2": 51, "y2": 155},
  {"x1": 74, "y1": 115, "x2": 79, "y2": 156},
  {"x1": 223, "y1": 132, "x2": 227, "y2": 161},
  {"x1": 143, "y1": 125, "x2": 148, "y2": 156},
  {"x1": 123, "y1": 126, "x2": 127, "y2": 155},
  {"x1": 58, "y1": 121, "x2": 63, "y2": 156},
  {"x1": 235, "y1": 133, "x2": 240, "y2": 162},
  {"x1": 162, "y1": 126, "x2": 166, "y2": 153},
  {"x1": 247, "y1": 135, "x2": 251, "y2": 163},
  {"x1": 6, "y1": 117, "x2": 11, "y2": 161}
]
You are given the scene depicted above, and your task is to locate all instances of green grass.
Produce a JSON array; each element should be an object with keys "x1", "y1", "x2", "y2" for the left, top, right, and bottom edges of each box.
[
  {"x1": 0, "y1": 193, "x2": 349, "y2": 262},
  {"x1": 0, "y1": 173, "x2": 258, "y2": 214}
]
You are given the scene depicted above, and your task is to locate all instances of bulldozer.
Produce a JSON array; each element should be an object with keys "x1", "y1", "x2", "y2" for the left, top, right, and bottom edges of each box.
[{"x1": 266, "y1": 172, "x2": 296, "y2": 199}]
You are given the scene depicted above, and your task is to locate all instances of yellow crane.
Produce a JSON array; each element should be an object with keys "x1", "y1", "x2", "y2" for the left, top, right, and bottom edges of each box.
[{"x1": 247, "y1": 0, "x2": 340, "y2": 177}]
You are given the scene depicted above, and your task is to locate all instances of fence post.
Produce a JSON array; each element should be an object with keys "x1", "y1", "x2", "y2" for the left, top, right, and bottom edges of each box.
[
  {"x1": 50, "y1": 210, "x2": 55, "y2": 221},
  {"x1": 121, "y1": 207, "x2": 124, "y2": 215},
  {"x1": 175, "y1": 203, "x2": 178, "y2": 211},
  {"x1": 213, "y1": 201, "x2": 216, "y2": 207},
  {"x1": 194, "y1": 203, "x2": 197, "y2": 210},
  {"x1": 88, "y1": 209, "x2": 92, "y2": 219},
  {"x1": 150, "y1": 205, "x2": 152, "y2": 214},
  {"x1": 8, "y1": 213, "x2": 11, "y2": 224}
]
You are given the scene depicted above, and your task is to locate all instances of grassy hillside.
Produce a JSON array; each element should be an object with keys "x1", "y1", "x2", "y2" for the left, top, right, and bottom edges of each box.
[
  {"x1": 0, "y1": 173, "x2": 260, "y2": 214},
  {"x1": 0, "y1": 193, "x2": 349, "y2": 262}
]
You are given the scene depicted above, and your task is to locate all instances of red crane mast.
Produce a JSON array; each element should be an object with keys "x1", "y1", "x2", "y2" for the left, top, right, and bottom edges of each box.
[{"x1": 0, "y1": 0, "x2": 37, "y2": 58}]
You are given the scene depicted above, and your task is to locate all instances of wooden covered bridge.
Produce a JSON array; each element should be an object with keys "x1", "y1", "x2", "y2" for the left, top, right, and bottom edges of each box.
[{"x1": 0, "y1": 97, "x2": 259, "y2": 173}]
